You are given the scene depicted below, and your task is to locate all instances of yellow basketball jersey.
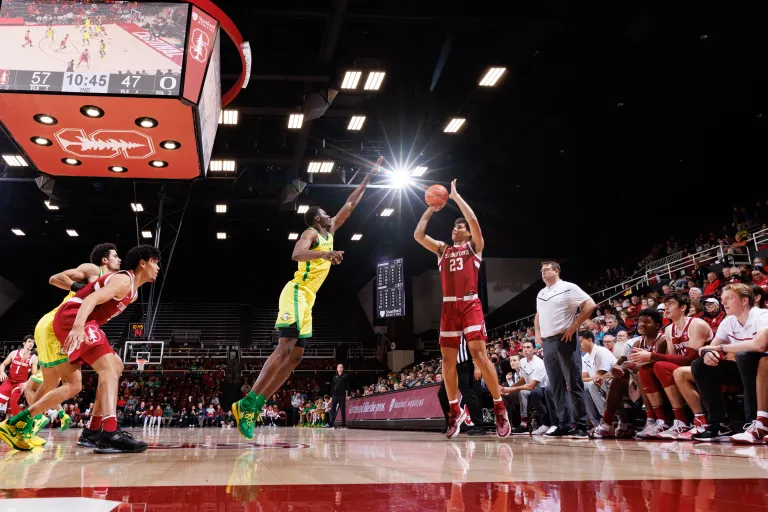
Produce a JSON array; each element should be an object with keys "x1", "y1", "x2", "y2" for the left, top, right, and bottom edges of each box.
[{"x1": 291, "y1": 229, "x2": 333, "y2": 295}]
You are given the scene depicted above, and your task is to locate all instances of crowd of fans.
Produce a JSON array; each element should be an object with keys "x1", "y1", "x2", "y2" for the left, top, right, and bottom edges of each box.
[{"x1": 351, "y1": 357, "x2": 443, "y2": 397}]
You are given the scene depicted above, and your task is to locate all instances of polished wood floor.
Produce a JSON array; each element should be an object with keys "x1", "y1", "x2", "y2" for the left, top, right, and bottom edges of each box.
[{"x1": 2, "y1": 426, "x2": 768, "y2": 510}]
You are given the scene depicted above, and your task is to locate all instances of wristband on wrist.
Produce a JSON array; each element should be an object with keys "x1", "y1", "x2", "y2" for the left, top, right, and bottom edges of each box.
[{"x1": 70, "y1": 281, "x2": 85, "y2": 292}]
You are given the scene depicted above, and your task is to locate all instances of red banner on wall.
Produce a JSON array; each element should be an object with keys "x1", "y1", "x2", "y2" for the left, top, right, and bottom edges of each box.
[{"x1": 346, "y1": 384, "x2": 452, "y2": 421}]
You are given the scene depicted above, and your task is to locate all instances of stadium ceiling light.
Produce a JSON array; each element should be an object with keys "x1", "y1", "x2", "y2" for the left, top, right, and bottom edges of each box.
[
  {"x1": 11, "y1": 229, "x2": 25, "y2": 236},
  {"x1": 131, "y1": 203, "x2": 144, "y2": 212},
  {"x1": 31, "y1": 136, "x2": 52, "y2": 146},
  {"x1": 61, "y1": 158, "x2": 82, "y2": 166},
  {"x1": 307, "y1": 161, "x2": 334, "y2": 173},
  {"x1": 478, "y1": 67, "x2": 507, "y2": 87},
  {"x1": 380, "y1": 208, "x2": 394, "y2": 217},
  {"x1": 351, "y1": 233, "x2": 363, "y2": 241},
  {"x1": 33, "y1": 113, "x2": 58, "y2": 125},
  {"x1": 411, "y1": 166, "x2": 428, "y2": 177},
  {"x1": 215, "y1": 204, "x2": 227, "y2": 213},
  {"x1": 363, "y1": 71, "x2": 386, "y2": 91},
  {"x1": 444, "y1": 118, "x2": 466, "y2": 133},
  {"x1": 288, "y1": 233, "x2": 299, "y2": 240},
  {"x1": 297, "y1": 205, "x2": 309, "y2": 214},
  {"x1": 109, "y1": 166, "x2": 127, "y2": 173},
  {"x1": 347, "y1": 115, "x2": 366, "y2": 131},
  {"x1": 390, "y1": 170, "x2": 411, "y2": 188},
  {"x1": 44, "y1": 200, "x2": 59, "y2": 210},
  {"x1": 217, "y1": 232, "x2": 227, "y2": 240},
  {"x1": 210, "y1": 160, "x2": 236, "y2": 172},
  {"x1": 341, "y1": 70, "x2": 362, "y2": 89},
  {"x1": 66, "y1": 229, "x2": 79, "y2": 237},
  {"x1": 149, "y1": 160, "x2": 168, "y2": 168},
  {"x1": 2, "y1": 155, "x2": 28, "y2": 167},
  {"x1": 219, "y1": 110, "x2": 239, "y2": 125},
  {"x1": 288, "y1": 113, "x2": 304, "y2": 129},
  {"x1": 141, "y1": 230, "x2": 153, "y2": 239},
  {"x1": 136, "y1": 117, "x2": 158, "y2": 128},
  {"x1": 80, "y1": 105, "x2": 104, "y2": 118}
]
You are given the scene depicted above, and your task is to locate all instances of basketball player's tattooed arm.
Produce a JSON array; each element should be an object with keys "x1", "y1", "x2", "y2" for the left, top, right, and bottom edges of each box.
[
  {"x1": 63, "y1": 274, "x2": 132, "y2": 352},
  {"x1": 330, "y1": 157, "x2": 383, "y2": 234},
  {"x1": 291, "y1": 229, "x2": 344, "y2": 264},
  {"x1": 414, "y1": 207, "x2": 448, "y2": 257},
  {"x1": 448, "y1": 179, "x2": 484, "y2": 254},
  {"x1": 49, "y1": 262, "x2": 101, "y2": 291},
  {"x1": 0, "y1": 351, "x2": 15, "y2": 382}
]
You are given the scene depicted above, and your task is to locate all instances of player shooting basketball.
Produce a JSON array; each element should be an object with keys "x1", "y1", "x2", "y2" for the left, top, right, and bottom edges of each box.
[
  {"x1": 231, "y1": 158, "x2": 382, "y2": 440},
  {"x1": 414, "y1": 180, "x2": 511, "y2": 439}
]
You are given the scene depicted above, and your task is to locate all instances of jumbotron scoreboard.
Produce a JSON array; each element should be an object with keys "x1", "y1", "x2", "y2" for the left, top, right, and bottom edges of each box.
[
  {"x1": 0, "y1": 0, "x2": 235, "y2": 179},
  {"x1": 377, "y1": 258, "x2": 405, "y2": 319}
]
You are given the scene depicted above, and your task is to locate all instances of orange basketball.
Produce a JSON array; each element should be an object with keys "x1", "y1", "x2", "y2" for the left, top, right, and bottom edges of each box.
[{"x1": 425, "y1": 184, "x2": 449, "y2": 207}]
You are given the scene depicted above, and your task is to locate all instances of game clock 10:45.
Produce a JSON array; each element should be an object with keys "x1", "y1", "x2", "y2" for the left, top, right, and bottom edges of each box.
[{"x1": 63, "y1": 72, "x2": 110, "y2": 93}]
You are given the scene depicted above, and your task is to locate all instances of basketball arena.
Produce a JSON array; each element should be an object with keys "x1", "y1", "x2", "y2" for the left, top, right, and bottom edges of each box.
[{"x1": 1, "y1": 1, "x2": 767, "y2": 510}]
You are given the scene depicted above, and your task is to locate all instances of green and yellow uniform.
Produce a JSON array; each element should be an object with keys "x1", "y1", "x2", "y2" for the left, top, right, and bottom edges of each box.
[
  {"x1": 274, "y1": 228, "x2": 334, "y2": 341},
  {"x1": 29, "y1": 370, "x2": 43, "y2": 385}
]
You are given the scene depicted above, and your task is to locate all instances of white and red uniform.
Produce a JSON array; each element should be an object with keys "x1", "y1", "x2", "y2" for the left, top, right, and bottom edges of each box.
[
  {"x1": 53, "y1": 271, "x2": 136, "y2": 366},
  {"x1": 438, "y1": 242, "x2": 486, "y2": 348},
  {"x1": 0, "y1": 350, "x2": 32, "y2": 406},
  {"x1": 669, "y1": 317, "x2": 693, "y2": 355}
]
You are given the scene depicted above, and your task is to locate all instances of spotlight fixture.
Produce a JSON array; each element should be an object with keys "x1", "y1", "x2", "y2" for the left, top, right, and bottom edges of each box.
[
  {"x1": 108, "y1": 166, "x2": 127, "y2": 173},
  {"x1": 215, "y1": 204, "x2": 227, "y2": 213},
  {"x1": 33, "y1": 114, "x2": 58, "y2": 125},
  {"x1": 444, "y1": 118, "x2": 466, "y2": 133},
  {"x1": 380, "y1": 208, "x2": 394, "y2": 217},
  {"x1": 297, "y1": 205, "x2": 309, "y2": 214},
  {"x1": 2, "y1": 155, "x2": 27, "y2": 167},
  {"x1": 288, "y1": 233, "x2": 299, "y2": 240},
  {"x1": 141, "y1": 230, "x2": 153, "y2": 239},
  {"x1": 347, "y1": 115, "x2": 366, "y2": 131},
  {"x1": 66, "y1": 229, "x2": 79, "y2": 237},
  {"x1": 149, "y1": 160, "x2": 168, "y2": 168},
  {"x1": 80, "y1": 105, "x2": 104, "y2": 118},
  {"x1": 389, "y1": 170, "x2": 411, "y2": 188},
  {"x1": 478, "y1": 67, "x2": 507, "y2": 87},
  {"x1": 411, "y1": 166, "x2": 428, "y2": 177},
  {"x1": 217, "y1": 232, "x2": 227, "y2": 240},
  {"x1": 218, "y1": 110, "x2": 239, "y2": 125},
  {"x1": 11, "y1": 229, "x2": 25, "y2": 236},
  {"x1": 363, "y1": 71, "x2": 385, "y2": 91},
  {"x1": 341, "y1": 70, "x2": 362, "y2": 89},
  {"x1": 209, "y1": 160, "x2": 236, "y2": 172},
  {"x1": 351, "y1": 234, "x2": 363, "y2": 241},
  {"x1": 136, "y1": 117, "x2": 158, "y2": 128},
  {"x1": 288, "y1": 114, "x2": 304, "y2": 129},
  {"x1": 160, "y1": 140, "x2": 180, "y2": 150},
  {"x1": 44, "y1": 200, "x2": 59, "y2": 210},
  {"x1": 307, "y1": 161, "x2": 334, "y2": 173},
  {"x1": 31, "y1": 136, "x2": 52, "y2": 146},
  {"x1": 131, "y1": 203, "x2": 144, "y2": 212},
  {"x1": 61, "y1": 158, "x2": 82, "y2": 166}
]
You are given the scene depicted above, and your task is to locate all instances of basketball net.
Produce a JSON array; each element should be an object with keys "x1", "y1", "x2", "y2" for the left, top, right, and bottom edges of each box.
[{"x1": 136, "y1": 358, "x2": 147, "y2": 373}]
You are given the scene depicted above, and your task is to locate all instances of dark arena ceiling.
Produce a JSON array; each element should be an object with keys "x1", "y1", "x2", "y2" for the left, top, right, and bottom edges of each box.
[{"x1": 1, "y1": 0, "x2": 767, "y2": 303}]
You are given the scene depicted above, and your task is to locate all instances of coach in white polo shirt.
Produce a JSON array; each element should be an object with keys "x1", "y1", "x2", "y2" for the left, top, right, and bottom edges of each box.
[{"x1": 535, "y1": 261, "x2": 596, "y2": 438}]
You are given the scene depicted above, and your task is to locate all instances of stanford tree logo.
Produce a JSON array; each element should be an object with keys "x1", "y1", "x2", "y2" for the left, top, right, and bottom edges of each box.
[
  {"x1": 189, "y1": 28, "x2": 210, "y2": 63},
  {"x1": 55, "y1": 128, "x2": 156, "y2": 159}
]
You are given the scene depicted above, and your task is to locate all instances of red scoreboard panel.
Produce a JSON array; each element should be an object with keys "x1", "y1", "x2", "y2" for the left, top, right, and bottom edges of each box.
[{"x1": 0, "y1": 0, "x2": 224, "y2": 180}]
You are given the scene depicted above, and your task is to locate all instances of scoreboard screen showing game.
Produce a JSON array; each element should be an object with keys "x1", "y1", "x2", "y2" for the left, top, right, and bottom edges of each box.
[
  {"x1": 376, "y1": 258, "x2": 406, "y2": 319},
  {"x1": 0, "y1": 0, "x2": 188, "y2": 95}
]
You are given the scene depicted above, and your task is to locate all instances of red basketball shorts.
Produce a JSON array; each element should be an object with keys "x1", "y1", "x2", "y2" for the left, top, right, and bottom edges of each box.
[
  {"x1": 0, "y1": 379, "x2": 22, "y2": 406},
  {"x1": 439, "y1": 299, "x2": 487, "y2": 348},
  {"x1": 53, "y1": 306, "x2": 114, "y2": 367}
]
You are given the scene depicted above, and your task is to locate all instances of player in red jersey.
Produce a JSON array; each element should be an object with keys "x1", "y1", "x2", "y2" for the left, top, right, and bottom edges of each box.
[
  {"x1": 629, "y1": 293, "x2": 712, "y2": 439},
  {"x1": 1, "y1": 245, "x2": 159, "y2": 454},
  {"x1": 414, "y1": 180, "x2": 510, "y2": 439},
  {"x1": 22, "y1": 30, "x2": 32, "y2": 48},
  {"x1": 56, "y1": 34, "x2": 70, "y2": 52},
  {"x1": 77, "y1": 49, "x2": 90, "y2": 69},
  {"x1": 0, "y1": 336, "x2": 37, "y2": 415}
]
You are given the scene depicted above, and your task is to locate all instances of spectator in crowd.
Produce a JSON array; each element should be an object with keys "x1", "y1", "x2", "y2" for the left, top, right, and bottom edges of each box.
[
  {"x1": 752, "y1": 266, "x2": 768, "y2": 290},
  {"x1": 604, "y1": 315, "x2": 627, "y2": 338},
  {"x1": 150, "y1": 405, "x2": 162, "y2": 428},
  {"x1": 138, "y1": 401, "x2": 148, "y2": 428},
  {"x1": 689, "y1": 301, "x2": 705, "y2": 320},
  {"x1": 614, "y1": 332, "x2": 631, "y2": 359},
  {"x1": 162, "y1": 405, "x2": 174, "y2": 427},
  {"x1": 704, "y1": 298, "x2": 726, "y2": 331},
  {"x1": 703, "y1": 273, "x2": 721, "y2": 297},
  {"x1": 689, "y1": 287, "x2": 702, "y2": 303}
]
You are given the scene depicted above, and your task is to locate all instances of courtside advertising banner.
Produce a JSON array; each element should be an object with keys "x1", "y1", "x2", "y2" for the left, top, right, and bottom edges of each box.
[{"x1": 346, "y1": 384, "x2": 455, "y2": 421}]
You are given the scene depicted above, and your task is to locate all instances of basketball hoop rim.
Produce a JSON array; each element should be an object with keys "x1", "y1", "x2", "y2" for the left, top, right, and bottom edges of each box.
[{"x1": 186, "y1": 0, "x2": 248, "y2": 107}]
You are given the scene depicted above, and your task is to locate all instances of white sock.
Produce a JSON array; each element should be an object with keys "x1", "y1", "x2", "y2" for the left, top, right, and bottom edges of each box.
[
  {"x1": 449, "y1": 399, "x2": 458, "y2": 405},
  {"x1": 646, "y1": 418, "x2": 654, "y2": 425},
  {"x1": 758, "y1": 411, "x2": 768, "y2": 419},
  {"x1": 493, "y1": 397, "x2": 502, "y2": 403}
]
